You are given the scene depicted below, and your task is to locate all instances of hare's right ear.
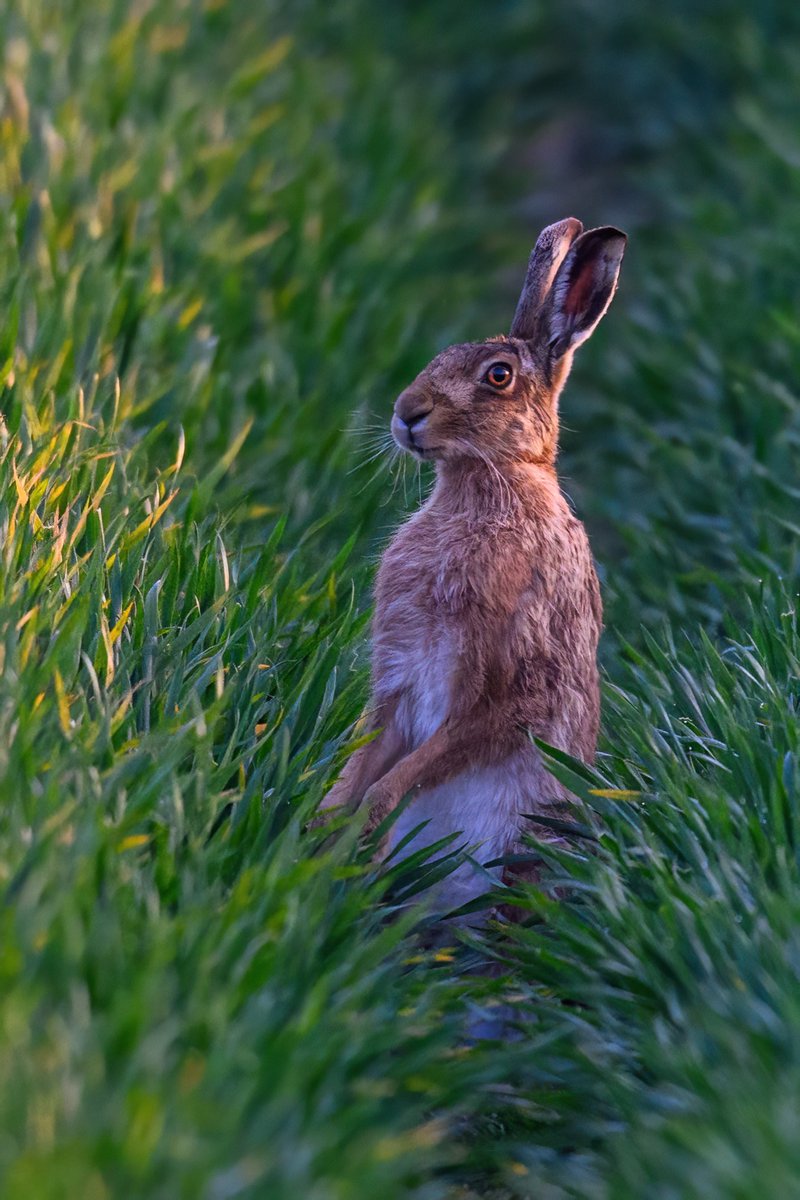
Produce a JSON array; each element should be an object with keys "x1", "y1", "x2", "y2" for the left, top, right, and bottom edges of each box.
[{"x1": 509, "y1": 217, "x2": 584, "y2": 340}]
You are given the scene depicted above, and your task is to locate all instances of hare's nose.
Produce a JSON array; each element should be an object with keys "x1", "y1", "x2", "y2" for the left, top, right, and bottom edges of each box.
[
  {"x1": 395, "y1": 389, "x2": 433, "y2": 430},
  {"x1": 397, "y1": 409, "x2": 430, "y2": 433}
]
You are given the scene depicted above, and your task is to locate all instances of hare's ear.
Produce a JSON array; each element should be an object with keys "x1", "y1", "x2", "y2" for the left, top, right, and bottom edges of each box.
[
  {"x1": 545, "y1": 226, "x2": 627, "y2": 360},
  {"x1": 509, "y1": 217, "x2": 584, "y2": 340}
]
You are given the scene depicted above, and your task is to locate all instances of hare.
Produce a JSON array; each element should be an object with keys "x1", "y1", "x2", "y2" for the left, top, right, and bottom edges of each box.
[{"x1": 320, "y1": 217, "x2": 626, "y2": 914}]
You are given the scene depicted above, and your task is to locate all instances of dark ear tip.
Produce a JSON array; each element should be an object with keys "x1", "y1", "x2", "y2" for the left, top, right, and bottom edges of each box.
[
  {"x1": 574, "y1": 226, "x2": 627, "y2": 267},
  {"x1": 534, "y1": 216, "x2": 584, "y2": 249},
  {"x1": 589, "y1": 225, "x2": 628, "y2": 245}
]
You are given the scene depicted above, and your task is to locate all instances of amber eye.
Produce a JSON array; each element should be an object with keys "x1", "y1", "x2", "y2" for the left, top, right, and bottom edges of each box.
[{"x1": 484, "y1": 362, "x2": 513, "y2": 389}]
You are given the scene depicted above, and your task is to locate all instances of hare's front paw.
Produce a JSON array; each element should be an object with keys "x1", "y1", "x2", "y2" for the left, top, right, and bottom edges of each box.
[
  {"x1": 307, "y1": 779, "x2": 350, "y2": 831},
  {"x1": 362, "y1": 778, "x2": 400, "y2": 837},
  {"x1": 319, "y1": 780, "x2": 347, "y2": 812}
]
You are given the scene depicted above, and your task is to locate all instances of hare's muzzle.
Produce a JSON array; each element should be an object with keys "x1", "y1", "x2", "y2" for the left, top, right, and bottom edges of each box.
[{"x1": 392, "y1": 389, "x2": 433, "y2": 453}]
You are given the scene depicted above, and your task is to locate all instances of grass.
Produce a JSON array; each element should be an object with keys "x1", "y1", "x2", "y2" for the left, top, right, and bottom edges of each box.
[{"x1": 1, "y1": 0, "x2": 800, "y2": 1196}]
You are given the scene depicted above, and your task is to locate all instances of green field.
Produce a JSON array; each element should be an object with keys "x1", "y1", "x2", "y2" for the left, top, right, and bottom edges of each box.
[{"x1": 2, "y1": 1, "x2": 800, "y2": 1196}]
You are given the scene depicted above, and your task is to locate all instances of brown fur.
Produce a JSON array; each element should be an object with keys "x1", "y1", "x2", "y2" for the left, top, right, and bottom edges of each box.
[{"x1": 319, "y1": 217, "x2": 626, "y2": 910}]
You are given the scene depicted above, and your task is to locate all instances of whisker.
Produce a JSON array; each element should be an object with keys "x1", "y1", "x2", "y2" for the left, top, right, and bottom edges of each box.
[
  {"x1": 386, "y1": 448, "x2": 406, "y2": 507},
  {"x1": 354, "y1": 455, "x2": 394, "y2": 497},
  {"x1": 347, "y1": 439, "x2": 395, "y2": 475},
  {"x1": 355, "y1": 430, "x2": 393, "y2": 448},
  {"x1": 347, "y1": 419, "x2": 392, "y2": 434}
]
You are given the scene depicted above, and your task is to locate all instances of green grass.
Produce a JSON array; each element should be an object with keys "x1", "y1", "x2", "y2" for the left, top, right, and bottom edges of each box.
[{"x1": 2, "y1": 1, "x2": 800, "y2": 1196}]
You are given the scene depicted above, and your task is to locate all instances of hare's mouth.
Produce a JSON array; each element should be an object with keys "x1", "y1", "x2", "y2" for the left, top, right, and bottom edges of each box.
[
  {"x1": 409, "y1": 445, "x2": 439, "y2": 461},
  {"x1": 398, "y1": 436, "x2": 441, "y2": 461}
]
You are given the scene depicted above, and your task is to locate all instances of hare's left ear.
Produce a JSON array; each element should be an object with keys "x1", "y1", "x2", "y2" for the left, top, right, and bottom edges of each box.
[
  {"x1": 544, "y1": 226, "x2": 627, "y2": 359},
  {"x1": 510, "y1": 217, "x2": 584, "y2": 340}
]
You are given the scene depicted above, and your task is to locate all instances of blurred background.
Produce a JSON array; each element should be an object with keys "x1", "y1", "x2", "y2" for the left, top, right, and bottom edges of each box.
[
  {"x1": 2, "y1": 1, "x2": 800, "y2": 1197},
  {"x1": 4, "y1": 0, "x2": 800, "y2": 623}
]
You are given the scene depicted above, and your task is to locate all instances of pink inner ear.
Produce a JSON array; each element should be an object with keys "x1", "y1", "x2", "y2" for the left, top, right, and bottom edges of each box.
[{"x1": 564, "y1": 261, "x2": 595, "y2": 316}]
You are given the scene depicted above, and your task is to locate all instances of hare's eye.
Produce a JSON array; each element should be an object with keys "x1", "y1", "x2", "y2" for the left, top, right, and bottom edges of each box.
[{"x1": 484, "y1": 362, "x2": 513, "y2": 389}]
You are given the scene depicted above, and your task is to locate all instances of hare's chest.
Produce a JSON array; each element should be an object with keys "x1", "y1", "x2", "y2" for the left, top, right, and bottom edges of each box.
[
  {"x1": 374, "y1": 566, "x2": 455, "y2": 744},
  {"x1": 373, "y1": 597, "x2": 456, "y2": 749},
  {"x1": 373, "y1": 520, "x2": 472, "y2": 746}
]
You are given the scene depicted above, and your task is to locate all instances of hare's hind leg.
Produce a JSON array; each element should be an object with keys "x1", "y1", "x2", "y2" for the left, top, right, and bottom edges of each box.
[{"x1": 499, "y1": 828, "x2": 574, "y2": 920}]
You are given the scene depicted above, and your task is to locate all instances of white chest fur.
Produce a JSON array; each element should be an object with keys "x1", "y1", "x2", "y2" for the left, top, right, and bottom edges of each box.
[{"x1": 384, "y1": 629, "x2": 455, "y2": 748}]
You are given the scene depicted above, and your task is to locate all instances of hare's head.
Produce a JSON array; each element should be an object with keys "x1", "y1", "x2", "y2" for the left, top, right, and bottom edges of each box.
[{"x1": 391, "y1": 218, "x2": 626, "y2": 466}]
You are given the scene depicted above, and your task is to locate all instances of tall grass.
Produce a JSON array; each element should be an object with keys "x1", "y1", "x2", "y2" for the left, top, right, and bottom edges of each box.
[{"x1": 1, "y1": 1, "x2": 800, "y2": 1196}]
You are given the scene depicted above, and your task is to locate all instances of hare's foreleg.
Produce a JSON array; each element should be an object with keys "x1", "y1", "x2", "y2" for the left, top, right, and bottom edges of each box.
[{"x1": 319, "y1": 700, "x2": 405, "y2": 815}]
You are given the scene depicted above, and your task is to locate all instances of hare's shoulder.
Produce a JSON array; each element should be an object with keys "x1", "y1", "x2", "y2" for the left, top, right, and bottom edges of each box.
[
  {"x1": 553, "y1": 514, "x2": 602, "y2": 626},
  {"x1": 529, "y1": 509, "x2": 598, "y2": 588},
  {"x1": 511, "y1": 512, "x2": 601, "y2": 650},
  {"x1": 516, "y1": 514, "x2": 602, "y2": 656}
]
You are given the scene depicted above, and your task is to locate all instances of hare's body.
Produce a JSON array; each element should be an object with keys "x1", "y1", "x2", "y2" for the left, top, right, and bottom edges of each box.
[
  {"x1": 319, "y1": 217, "x2": 625, "y2": 915},
  {"x1": 375, "y1": 463, "x2": 601, "y2": 906}
]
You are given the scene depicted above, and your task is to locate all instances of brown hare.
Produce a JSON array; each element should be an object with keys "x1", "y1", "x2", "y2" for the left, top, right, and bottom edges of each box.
[{"x1": 321, "y1": 217, "x2": 626, "y2": 913}]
